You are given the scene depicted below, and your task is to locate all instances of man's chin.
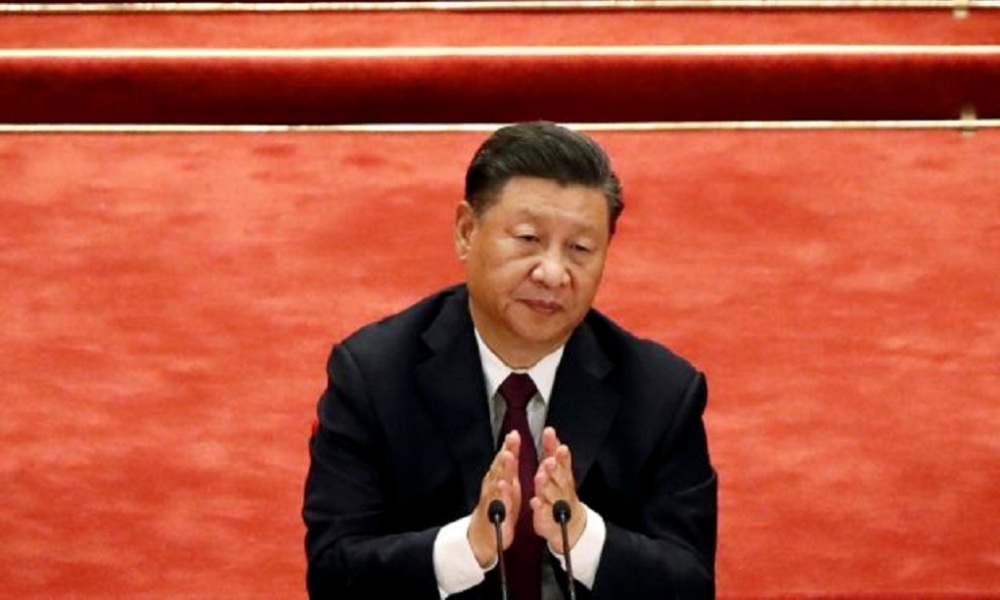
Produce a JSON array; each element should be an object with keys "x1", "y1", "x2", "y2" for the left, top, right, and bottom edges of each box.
[{"x1": 510, "y1": 322, "x2": 573, "y2": 350}]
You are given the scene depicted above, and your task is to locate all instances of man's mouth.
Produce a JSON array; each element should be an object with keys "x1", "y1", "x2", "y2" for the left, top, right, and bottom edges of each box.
[{"x1": 520, "y1": 299, "x2": 562, "y2": 314}]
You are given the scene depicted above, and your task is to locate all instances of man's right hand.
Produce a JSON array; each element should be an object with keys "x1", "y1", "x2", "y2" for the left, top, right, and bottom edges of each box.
[{"x1": 467, "y1": 430, "x2": 523, "y2": 567}]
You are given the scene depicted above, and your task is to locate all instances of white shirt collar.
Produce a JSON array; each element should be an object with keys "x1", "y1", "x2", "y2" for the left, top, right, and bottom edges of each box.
[{"x1": 474, "y1": 329, "x2": 565, "y2": 404}]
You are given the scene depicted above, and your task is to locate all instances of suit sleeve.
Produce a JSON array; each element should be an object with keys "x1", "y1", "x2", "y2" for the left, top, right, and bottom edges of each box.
[
  {"x1": 303, "y1": 342, "x2": 441, "y2": 599},
  {"x1": 590, "y1": 371, "x2": 718, "y2": 600}
]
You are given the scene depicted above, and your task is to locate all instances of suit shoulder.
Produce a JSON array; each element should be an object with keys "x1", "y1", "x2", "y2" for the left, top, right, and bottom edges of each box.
[
  {"x1": 585, "y1": 309, "x2": 700, "y2": 383},
  {"x1": 332, "y1": 284, "x2": 464, "y2": 364}
]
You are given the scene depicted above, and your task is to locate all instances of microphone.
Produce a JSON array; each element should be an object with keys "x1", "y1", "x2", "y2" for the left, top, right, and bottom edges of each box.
[
  {"x1": 552, "y1": 500, "x2": 576, "y2": 600},
  {"x1": 487, "y1": 499, "x2": 508, "y2": 600}
]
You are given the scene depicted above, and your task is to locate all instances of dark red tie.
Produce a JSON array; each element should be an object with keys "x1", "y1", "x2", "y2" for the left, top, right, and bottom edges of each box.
[{"x1": 497, "y1": 373, "x2": 542, "y2": 600}]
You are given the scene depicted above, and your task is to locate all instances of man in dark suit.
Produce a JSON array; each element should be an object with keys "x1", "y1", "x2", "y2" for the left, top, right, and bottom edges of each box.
[{"x1": 303, "y1": 121, "x2": 717, "y2": 599}]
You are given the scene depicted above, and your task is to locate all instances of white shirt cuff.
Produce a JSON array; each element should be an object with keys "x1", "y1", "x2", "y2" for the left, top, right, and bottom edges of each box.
[
  {"x1": 550, "y1": 504, "x2": 606, "y2": 589},
  {"x1": 433, "y1": 515, "x2": 494, "y2": 598}
]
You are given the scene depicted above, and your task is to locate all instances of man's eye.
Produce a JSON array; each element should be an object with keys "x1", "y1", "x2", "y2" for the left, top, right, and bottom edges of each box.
[
  {"x1": 572, "y1": 244, "x2": 592, "y2": 254},
  {"x1": 516, "y1": 234, "x2": 539, "y2": 243}
]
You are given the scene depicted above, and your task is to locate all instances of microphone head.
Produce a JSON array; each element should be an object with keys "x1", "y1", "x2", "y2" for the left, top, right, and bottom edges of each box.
[
  {"x1": 552, "y1": 499, "x2": 571, "y2": 523},
  {"x1": 488, "y1": 499, "x2": 506, "y2": 524}
]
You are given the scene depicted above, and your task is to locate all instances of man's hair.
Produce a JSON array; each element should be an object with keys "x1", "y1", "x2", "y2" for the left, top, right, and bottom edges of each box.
[{"x1": 464, "y1": 121, "x2": 625, "y2": 235}]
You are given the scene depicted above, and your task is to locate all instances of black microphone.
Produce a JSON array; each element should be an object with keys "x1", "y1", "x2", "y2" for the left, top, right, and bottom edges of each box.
[
  {"x1": 487, "y1": 499, "x2": 508, "y2": 600},
  {"x1": 552, "y1": 500, "x2": 576, "y2": 600}
]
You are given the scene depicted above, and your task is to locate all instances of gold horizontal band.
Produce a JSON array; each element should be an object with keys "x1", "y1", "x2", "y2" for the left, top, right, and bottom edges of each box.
[
  {"x1": 1, "y1": 119, "x2": 997, "y2": 134},
  {"x1": 3, "y1": 45, "x2": 1000, "y2": 59}
]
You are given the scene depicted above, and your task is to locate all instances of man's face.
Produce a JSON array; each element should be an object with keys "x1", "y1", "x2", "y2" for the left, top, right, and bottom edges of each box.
[{"x1": 455, "y1": 176, "x2": 611, "y2": 367}]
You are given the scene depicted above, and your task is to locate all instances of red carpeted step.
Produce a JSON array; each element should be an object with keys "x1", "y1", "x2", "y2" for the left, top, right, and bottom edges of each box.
[
  {"x1": 1, "y1": 47, "x2": 998, "y2": 124},
  {"x1": 1, "y1": 9, "x2": 999, "y2": 48},
  {"x1": 2, "y1": 6, "x2": 998, "y2": 125}
]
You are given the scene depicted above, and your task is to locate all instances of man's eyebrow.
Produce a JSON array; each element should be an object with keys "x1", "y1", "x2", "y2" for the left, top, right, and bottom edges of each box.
[{"x1": 513, "y1": 214, "x2": 604, "y2": 239}]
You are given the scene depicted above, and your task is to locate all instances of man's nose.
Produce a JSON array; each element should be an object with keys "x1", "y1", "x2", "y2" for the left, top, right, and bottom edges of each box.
[{"x1": 530, "y1": 251, "x2": 570, "y2": 287}]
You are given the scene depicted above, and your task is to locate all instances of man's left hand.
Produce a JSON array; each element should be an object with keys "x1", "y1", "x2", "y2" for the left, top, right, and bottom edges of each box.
[{"x1": 529, "y1": 426, "x2": 587, "y2": 555}]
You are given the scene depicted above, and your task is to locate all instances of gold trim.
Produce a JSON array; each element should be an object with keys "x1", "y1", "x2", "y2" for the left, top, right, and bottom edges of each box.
[
  {"x1": 1, "y1": 119, "x2": 998, "y2": 133},
  {"x1": 3, "y1": 45, "x2": 1000, "y2": 58},
  {"x1": 1, "y1": 1, "x2": 999, "y2": 14}
]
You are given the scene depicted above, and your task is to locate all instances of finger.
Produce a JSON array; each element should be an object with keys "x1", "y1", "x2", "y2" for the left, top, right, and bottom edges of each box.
[
  {"x1": 503, "y1": 438, "x2": 523, "y2": 483},
  {"x1": 544, "y1": 447, "x2": 574, "y2": 490},
  {"x1": 486, "y1": 435, "x2": 519, "y2": 482},
  {"x1": 482, "y1": 439, "x2": 520, "y2": 503},
  {"x1": 541, "y1": 427, "x2": 560, "y2": 459},
  {"x1": 529, "y1": 495, "x2": 553, "y2": 524},
  {"x1": 486, "y1": 446, "x2": 510, "y2": 480},
  {"x1": 496, "y1": 478, "x2": 518, "y2": 512},
  {"x1": 501, "y1": 431, "x2": 521, "y2": 474},
  {"x1": 533, "y1": 461, "x2": 565, "y2": 505},
  {"x1": 533, "y1": 463, "x2": 551, "y2": 498},
  {"x1": 555, "y1": 444, "x2": 573, "y2": 475},
  {"x1": 535, "y1": 455, "x2": 578, "y2": 504},
  {"x1": 503, "y1": 429, "x2": 521, "y2": 454}
]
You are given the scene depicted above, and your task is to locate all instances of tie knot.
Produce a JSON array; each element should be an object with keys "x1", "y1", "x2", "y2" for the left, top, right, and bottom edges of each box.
[{"x1": 498, "y1": 373, "x2": 537, "y2": 411}]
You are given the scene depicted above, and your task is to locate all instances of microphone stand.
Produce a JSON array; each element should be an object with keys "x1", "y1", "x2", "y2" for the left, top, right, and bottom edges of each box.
[
  {"x1": 488, "y1": 499, "x2": 509, "y2": 600},
  {"x1": 553, "y1": 500, "x2": 576, "y2": 600}
]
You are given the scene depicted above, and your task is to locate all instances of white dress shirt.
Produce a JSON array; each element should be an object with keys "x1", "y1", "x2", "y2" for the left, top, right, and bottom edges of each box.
[{"x1": 432, "y1": 330, "x2": 607, "y2": 598}]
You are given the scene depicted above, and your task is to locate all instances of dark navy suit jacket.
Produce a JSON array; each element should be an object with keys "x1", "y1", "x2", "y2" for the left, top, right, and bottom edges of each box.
[{"x1": 304, "y1": 285, "x2": 717, "y2": 599}]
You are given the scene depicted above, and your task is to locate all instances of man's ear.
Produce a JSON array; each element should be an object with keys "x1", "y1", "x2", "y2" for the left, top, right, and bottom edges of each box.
[{"x1": 454, "y1": 201, "x2": 477, "y2": 261}]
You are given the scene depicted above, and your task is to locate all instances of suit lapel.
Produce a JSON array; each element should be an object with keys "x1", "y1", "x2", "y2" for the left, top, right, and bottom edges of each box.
[
  {"x1": 545, "y1": 318, "x2": 621, "y2": 489},
  {"x1": 415, "y1": 288, "x2": 495, "y2": 510}
]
